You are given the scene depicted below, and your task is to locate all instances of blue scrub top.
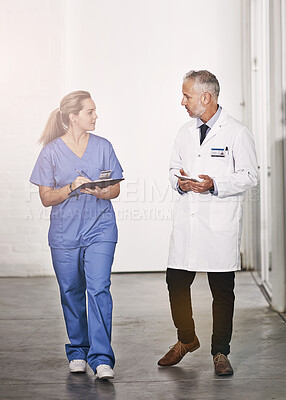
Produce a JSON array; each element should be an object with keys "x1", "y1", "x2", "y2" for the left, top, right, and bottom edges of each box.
[{"x1": 30, "y1": 134, "x2": 123, "y2": 248}]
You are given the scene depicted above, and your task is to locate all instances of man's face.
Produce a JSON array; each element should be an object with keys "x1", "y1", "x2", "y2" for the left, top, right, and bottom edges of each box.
[{"x1": 181, "y1": 79, "x2": 206, "y2": 118}]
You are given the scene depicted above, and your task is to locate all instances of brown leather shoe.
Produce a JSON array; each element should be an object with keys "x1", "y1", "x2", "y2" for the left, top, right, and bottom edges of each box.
[
  {"x1": 157, "y1": 336, "x2": 200, "y2": 366},
  {"x1": 213, "y1": 353, "x2": 234, "y2": 375}
]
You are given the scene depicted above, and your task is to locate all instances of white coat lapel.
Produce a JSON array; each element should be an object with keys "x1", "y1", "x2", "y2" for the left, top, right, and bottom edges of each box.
[
  {"x1": 189, "y1": 125, "x2": 200, "y2": 149},
  {"x1": 201, "y1": 109, "x2": 228, "y2": 146}
]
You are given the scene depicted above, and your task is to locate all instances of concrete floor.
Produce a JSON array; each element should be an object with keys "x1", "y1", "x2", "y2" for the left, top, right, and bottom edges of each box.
[{"x1": 0, "y1": 271, "x2": 285, "y2": 400}]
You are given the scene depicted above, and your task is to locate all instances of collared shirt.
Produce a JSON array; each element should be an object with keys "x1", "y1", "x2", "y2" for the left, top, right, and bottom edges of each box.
[{"x1": 197, "y1": 105, "x2": 222, "y2": 141}]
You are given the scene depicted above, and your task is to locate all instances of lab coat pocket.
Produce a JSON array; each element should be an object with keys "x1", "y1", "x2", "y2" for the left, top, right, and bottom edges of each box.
[
  {"x1": 210, "y1": 198, "x2": 241, "y2": 232},
  {"x1": 172, "y1": 194, "x2": 189, "y2": 229},
  {"x1": 209, "y1": 152, "x2": 233, "y2": 176}
]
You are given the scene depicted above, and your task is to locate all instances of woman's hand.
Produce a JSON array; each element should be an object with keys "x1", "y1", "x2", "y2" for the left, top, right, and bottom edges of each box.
[
  {"x1": 39, "y1": 176, "x2": 92, "y2": 207},
  {"x1": 81, "y1": 183, "x2": 120, "y2": 200},
  {"x1": 71, "y1": 176, "x2": 91, "y2": 191}
]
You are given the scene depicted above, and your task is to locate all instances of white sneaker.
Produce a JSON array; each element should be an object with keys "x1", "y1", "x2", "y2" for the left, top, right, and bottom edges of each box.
[
  {"x1": 95, "y1": 364, "x2": 114, "y2": 380},
  {"x1": 69, "y1": 359, "x2": 87, "y2": 373}
]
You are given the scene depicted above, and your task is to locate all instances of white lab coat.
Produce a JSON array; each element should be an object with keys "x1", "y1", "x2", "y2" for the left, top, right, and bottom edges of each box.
[{"x1": 167, "y1": 108, "x2": 258, "y2": 272}]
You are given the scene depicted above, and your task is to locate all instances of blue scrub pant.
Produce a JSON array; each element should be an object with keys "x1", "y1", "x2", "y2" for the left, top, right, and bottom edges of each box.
[{"x1": 51, "y1": 241, "x2": 116, "y2": 372}]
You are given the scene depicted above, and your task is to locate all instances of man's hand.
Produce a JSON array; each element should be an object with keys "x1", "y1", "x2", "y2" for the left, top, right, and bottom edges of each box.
[
  {"x1": 178, "y1": 169, "x2": 214, "y2": 193},
  {"x1": 190, "y1": 175, "x2": 214, "y2": 193},
  {"x1": 178, "y1": 169, "x2": 194, "y2": 192}
]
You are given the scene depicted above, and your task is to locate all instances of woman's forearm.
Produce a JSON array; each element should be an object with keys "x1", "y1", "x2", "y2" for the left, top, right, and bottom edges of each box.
[
  {"x1": 40, "y1": 185, "x2": 71, "y2": 207},
  {"x1": 39, "y1": 176, "x2": 92, "y2": 207},
  {"x1": 39, "y1": 181, "x2": 120, "y2": 207},
  {"x1": 80, "y1": 183, "x2": 120, "y2": 200},
  {"x1": 100, "y1": 184, "x2": 120, "y2": 200}
]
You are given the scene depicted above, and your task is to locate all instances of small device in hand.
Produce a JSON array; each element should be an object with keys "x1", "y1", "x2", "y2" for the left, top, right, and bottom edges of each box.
[{"x1": 174, "y1": 174, "x2": 203, "y2": 183}]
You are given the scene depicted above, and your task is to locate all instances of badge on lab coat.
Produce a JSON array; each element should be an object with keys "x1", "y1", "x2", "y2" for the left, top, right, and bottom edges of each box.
[{"x1": 211, "y1": 148, "x2": 226, "y2": 157}]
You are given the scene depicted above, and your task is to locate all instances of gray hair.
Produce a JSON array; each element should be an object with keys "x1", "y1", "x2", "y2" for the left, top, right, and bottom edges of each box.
[{"x1": 183, "y1": 70, "x2": 220, "y2": 99}]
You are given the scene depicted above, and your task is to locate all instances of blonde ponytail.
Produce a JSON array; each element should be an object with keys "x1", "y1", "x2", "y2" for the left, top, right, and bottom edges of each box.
[
  {"x1": 39, "y1": 108, "x2": 66, "y2": 146},
  {"x1": 39, "y1": 90, "x2": 91, "y2": 146}
]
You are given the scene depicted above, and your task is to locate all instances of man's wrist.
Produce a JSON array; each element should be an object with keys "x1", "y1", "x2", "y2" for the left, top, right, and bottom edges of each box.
[
  {"x1": 209, "y1": 179, "x2": 218, "y2": 195},
  {"x1": 177, "y1": 181, "x2": 187, "y2": 195}
]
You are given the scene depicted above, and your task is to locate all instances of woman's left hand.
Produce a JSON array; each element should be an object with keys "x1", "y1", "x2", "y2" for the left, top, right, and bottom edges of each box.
[
  {"x1": 81, "y1": 186, "x2": 110, "y2": 199},
  {"x1": 81, "y1": 183, "x2": 120, "y2": 200}
]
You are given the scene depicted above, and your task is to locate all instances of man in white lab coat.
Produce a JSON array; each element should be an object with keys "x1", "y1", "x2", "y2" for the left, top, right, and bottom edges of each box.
[{"x1": 157, "y1": 70, "x2": 258, "y2": 375}]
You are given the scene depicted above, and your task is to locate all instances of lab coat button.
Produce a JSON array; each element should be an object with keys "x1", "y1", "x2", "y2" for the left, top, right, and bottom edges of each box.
[
  {"x1": 191, "y1": 213, "x2": 194, "y2": 217},
  {"x1": 198, "y1": 154, "x2": 201, "y2": 157}
]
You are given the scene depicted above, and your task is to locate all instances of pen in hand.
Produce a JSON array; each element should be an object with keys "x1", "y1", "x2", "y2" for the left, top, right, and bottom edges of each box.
[{"x1": 75, "y1": 169, "x2": 92, "y2": 181}]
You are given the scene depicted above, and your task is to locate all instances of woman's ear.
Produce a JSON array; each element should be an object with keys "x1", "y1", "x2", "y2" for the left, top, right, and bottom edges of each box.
[{"x1": 69, "y1": 113, "x2": 77, "y2": 124}]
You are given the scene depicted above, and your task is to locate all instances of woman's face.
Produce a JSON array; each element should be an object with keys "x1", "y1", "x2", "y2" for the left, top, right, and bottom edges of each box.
[{"x1": 73, "y1": 98, "x2": 98, "y2": 131}]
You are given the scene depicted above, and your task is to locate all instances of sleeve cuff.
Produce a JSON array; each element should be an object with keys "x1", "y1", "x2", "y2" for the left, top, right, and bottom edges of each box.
[
  {"x1": 209, "y1": 179, "x2": 218, "y2": 196},
  {"x1": 176, "y1": 181, "x2": 187, "y2": 195}
]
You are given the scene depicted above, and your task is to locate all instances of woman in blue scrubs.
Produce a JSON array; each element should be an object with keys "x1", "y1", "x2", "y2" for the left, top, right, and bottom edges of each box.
[{"x1": 30, "y1": 90, "x2": 123, "y2": 380}]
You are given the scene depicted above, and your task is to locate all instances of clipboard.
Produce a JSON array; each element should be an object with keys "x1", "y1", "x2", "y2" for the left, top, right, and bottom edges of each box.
[{"x1": 69, "y1": 178, "x2": 124, "y2": 196}]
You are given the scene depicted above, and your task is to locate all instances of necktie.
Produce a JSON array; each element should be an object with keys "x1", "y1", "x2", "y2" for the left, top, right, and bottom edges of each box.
[{"x1": 200, "y1": 124, "x2": 208, "y2": 145}]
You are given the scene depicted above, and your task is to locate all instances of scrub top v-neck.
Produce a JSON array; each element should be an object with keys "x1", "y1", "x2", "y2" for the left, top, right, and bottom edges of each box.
[
  {"x1": 59, "y1": 133, "x2": 90, "y2": 161},
  {"x1": 30, "y1": 134, "x2": 123, "y2": 248}
]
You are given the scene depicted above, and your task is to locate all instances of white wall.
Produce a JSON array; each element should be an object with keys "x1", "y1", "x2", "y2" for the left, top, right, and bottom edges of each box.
[
  {"x1": 0, "y1": 0, "x2": 63, "y2": 276},
  {"x1": 0, "y1": 0, "x2": 243, "y2": 276},
  {"x1": 62, "y1": 0, "x2": 243, "y2": 273}
]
